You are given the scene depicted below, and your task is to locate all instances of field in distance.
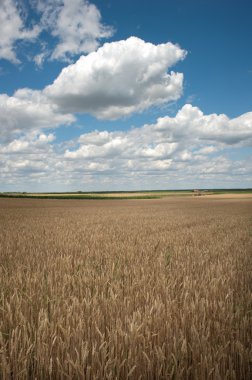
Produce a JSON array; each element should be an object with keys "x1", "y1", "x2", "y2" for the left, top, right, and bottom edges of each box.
[
  {"x1": 0, "y1": 196, "x2": 251, "y2": 379},
  {"x1": 1, "y1": 188, "x2": 252, "y2": 199},
  {"x1": 0, "y1": 190, "x2": 193, "y2": 199}
]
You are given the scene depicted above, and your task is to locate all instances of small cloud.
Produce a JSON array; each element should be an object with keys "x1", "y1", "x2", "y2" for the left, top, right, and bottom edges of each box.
[
  {"x1": 197, "y1": 146, "x2": 217, "y2": 154},
  {"x1": 34, "y1": 52, "x2": 47, "y2": 68},
  {"x1": 0, "y1": 90, "x2": 75, "y2": 140},
  {"x1": 185, "y1": 94, "x2": 197, "y2": 104},
  {"x1": 33, "y1": 0, "x2": 114, "y2": 62},
  {"x1": 0, "y1": 0, "x2": 40, "y2": 64},
  {"x1": 34, "y1": 42, "x2": 50, "y2": 68}
]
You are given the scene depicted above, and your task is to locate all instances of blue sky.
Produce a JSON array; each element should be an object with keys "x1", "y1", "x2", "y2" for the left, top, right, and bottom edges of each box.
[{"x1": 0, "y1": 0, "x2": 252, "y2": 191}]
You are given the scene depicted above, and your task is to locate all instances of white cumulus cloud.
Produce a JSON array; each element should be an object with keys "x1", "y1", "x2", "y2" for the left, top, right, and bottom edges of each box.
[
  {"x1": 62, "y1": 104, "x2": 252, "y2": 186},
  {"x1": 153, "y1": 104, "x2": 252, "y2": 145},
  {"x1": 45, "y1": 37, "x2": 186, "y2": 119},
  {"x1": 33, "y1": 0, "x2": 114, "y2": 61},
  {"x1": 1, "y1": 105, "x2": 252, "y2": 190},
  {"x1": 0, "y1": 0, "x2": 113, "y2": 65},
  {"x1": 0, "y1": 89, "x2": 74, "y2": 140},
  {"x1": 0, "y1": 0, "x2": 40, "y2": 63}
]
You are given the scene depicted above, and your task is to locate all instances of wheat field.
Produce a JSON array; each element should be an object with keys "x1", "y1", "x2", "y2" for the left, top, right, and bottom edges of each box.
[{"x1": 0, "y1": 196, "x2": 251, "y2": 379}]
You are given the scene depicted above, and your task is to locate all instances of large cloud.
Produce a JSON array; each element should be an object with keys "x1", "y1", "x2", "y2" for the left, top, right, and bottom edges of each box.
[
  {"x1": 45, "y1": 37, "x2": 186, "y2": 119},
  {"x1": 0, "y1": 0, "x2": 40, "y2": 63},
  {"x1": 0, "y1": 37, "x2": 186, "y2": 140}
]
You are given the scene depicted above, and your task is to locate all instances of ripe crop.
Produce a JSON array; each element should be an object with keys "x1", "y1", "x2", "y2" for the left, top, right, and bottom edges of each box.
[{"x1": 0, "y1": 196, "x2": 251, "y2": 379}]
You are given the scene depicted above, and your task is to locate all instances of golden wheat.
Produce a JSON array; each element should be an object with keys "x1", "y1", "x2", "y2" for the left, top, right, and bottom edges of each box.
[{"x1": 0, "y1": 196, "x2": 251, "y2": 379}]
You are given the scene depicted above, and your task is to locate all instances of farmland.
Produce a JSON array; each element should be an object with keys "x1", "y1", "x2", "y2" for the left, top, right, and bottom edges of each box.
[
  {"x1": 0, "y1": 196, "x2": 251, "y2": 379},
  {"x1": 1, "y1": 189, "x2": 252, "y2": 200},
  {"x1": 0, "y1": 190, "x2": 190, "y2": 200}
]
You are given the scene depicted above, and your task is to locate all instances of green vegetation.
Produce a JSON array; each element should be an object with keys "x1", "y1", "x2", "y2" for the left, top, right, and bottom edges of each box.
[
  {"x1": 0, "y1": 188, "x2": 252, "y2": 200},
  {"x1": 0, "y1": 194, "x2": 160, "y2": 200}
]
